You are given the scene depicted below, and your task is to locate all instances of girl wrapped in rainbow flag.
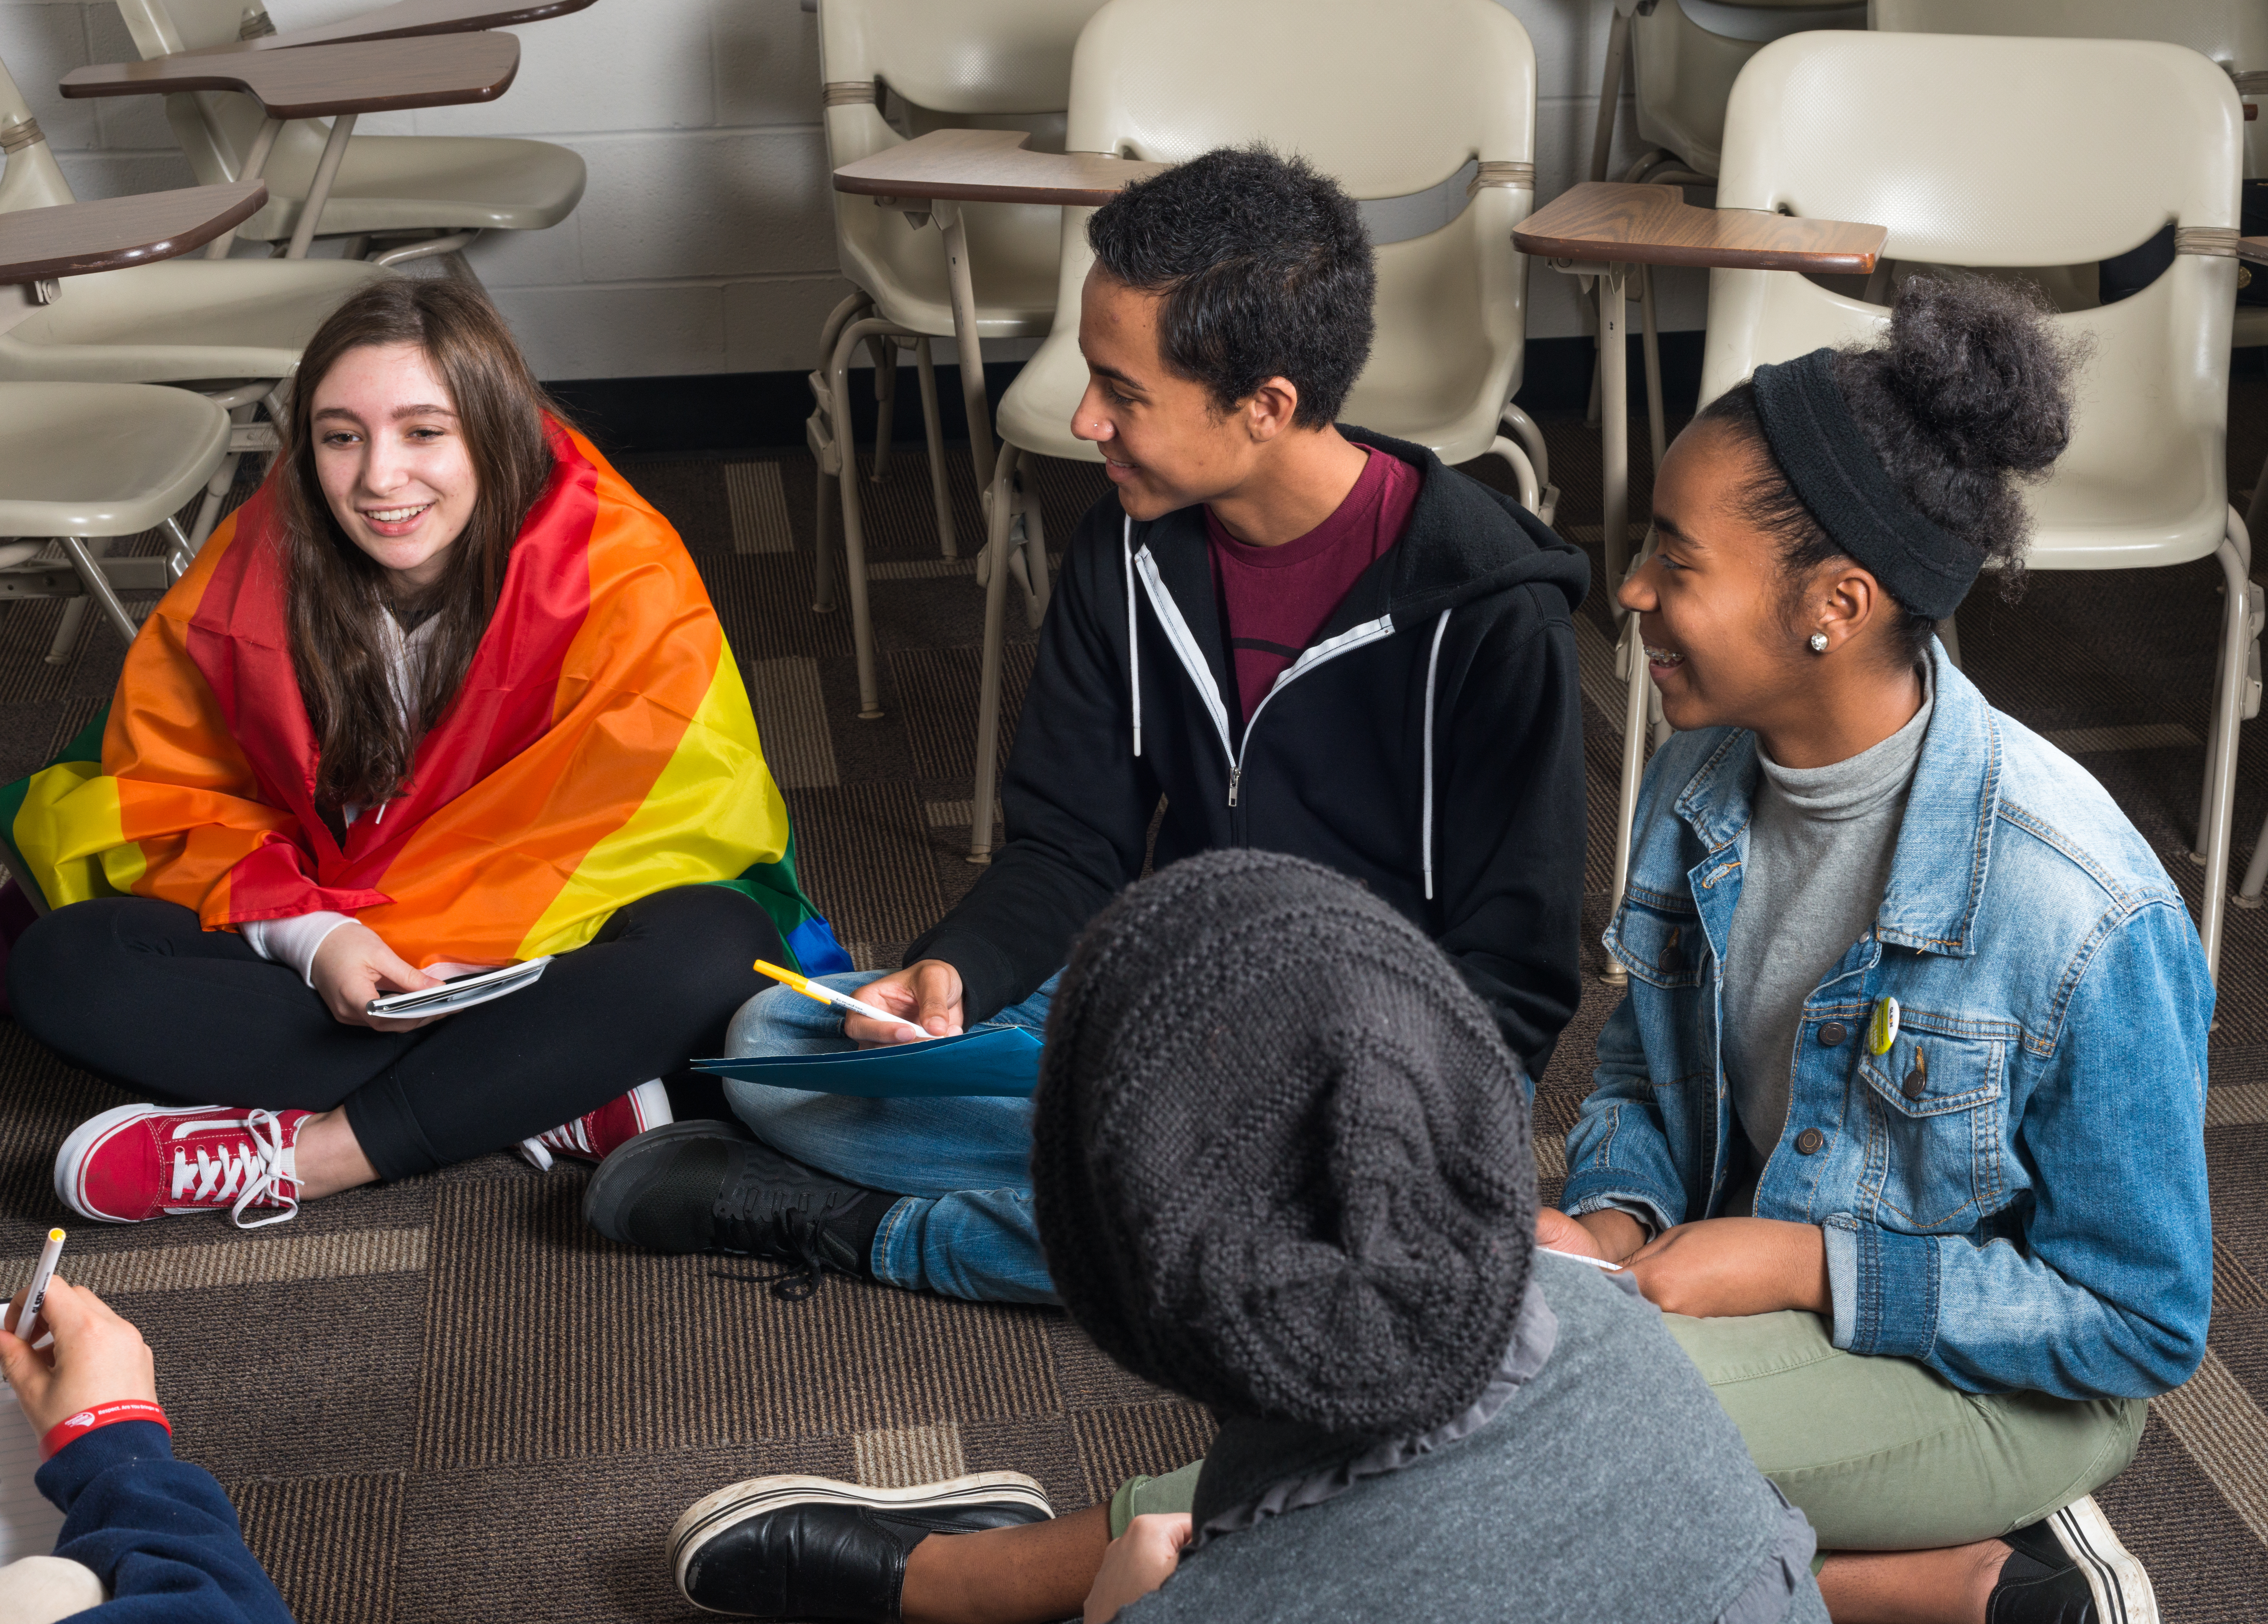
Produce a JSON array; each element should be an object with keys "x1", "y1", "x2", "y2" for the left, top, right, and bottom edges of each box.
[{"x1": 2, "y1": 279, "x2": 844, "y2": 1229}]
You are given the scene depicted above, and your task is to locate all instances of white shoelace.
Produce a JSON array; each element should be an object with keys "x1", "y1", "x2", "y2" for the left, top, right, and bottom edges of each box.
[
  {"x1": 517, "y1": 1113, "x2": 594, "y2": 1173},
  {"x1": 170, "y1": 1108, "x2": 300, "y2": 1230}
]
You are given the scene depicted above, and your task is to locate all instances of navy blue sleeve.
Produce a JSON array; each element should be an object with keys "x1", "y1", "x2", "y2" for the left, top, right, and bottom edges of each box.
[{"x1": 34, "y1": 1421, "x2": 293, "y2": 1624}]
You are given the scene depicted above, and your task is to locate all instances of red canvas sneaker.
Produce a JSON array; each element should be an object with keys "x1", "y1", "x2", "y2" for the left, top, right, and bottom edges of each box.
[
  {"x1": 517, "y1": 1078, "x2": 673, "y2": 1171},
  {"x1": 55, "y1": 1103, "x2": 309, "y2": 1228}
]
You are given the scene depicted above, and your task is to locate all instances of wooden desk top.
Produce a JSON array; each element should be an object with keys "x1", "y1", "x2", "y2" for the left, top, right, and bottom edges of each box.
[
  {"x1": 0, "y1": 181, "x2": 266, "y2": 282},
  {"x1": 185, "y1": 0, "x2": 597, "y2": 57},
  {"x1": 2241, "y1": 236, "x2": 2268, "y2": 266},
  {"x1": 1514, "y1": 182, "x2": 1886, "y2": 274},
  {"x1": 59, "y1": 31, "x2": 519, "y2": 120},
  {"x1": 834, "y1": 128, "x2": 1167, "y2": 208}
]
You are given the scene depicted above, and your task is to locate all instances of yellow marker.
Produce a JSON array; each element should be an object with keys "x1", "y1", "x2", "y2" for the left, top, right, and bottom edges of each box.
[
  {"x1": 1868, "y1": 996, "x2": 1900, "y2": 1056},
  {"x1": 16, "y1": 1226, "x2": 65, "y2": 1340},
  {"x1": 753, "y1": 960, "x2": 920, "y2": 1034}
]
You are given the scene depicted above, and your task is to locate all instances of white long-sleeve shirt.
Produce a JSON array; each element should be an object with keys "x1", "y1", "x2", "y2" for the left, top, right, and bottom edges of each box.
[{"x1": 241, "y1": 610, "x2": 440, "y2": 984}]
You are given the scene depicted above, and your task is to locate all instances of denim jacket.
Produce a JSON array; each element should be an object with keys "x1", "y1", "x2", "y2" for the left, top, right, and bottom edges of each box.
[{"x1": 1562, "y1": 641, "x2": 2212, "y2": 1400}]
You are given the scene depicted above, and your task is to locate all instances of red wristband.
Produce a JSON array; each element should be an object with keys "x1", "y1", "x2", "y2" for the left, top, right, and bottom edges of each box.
[{"x1": 40, "y1": 1399, "x2": 169, "y2": 1461}]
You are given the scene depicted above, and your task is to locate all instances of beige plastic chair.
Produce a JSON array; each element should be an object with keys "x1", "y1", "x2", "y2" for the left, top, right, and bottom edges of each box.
[
  {"x1": 1869, "y1": 0, "x2": 2268, "y2": 583},
  {"x1": 1586, "y1": 0, "x2": 1865, "y2": 486},
  {"x1": 1604, "y1": 0, "x2": 1866, "y2": 187},
  {"x1": 1654, "y1": 30, "x2": 2250, "y2": 976},
  {"x1": 960, "y1": 0, "x2": 1548, "y2": 861},
  {"x1": 0, "y1": 55, "x2": 386, "y2": 658},
  {"x1": 109, "y1": 0, "x2": 584, "y2": 269},
  {"x1": 1870, "y1": 0, "x2": 2268, "y2": 335},
  {"x1": 809, "y1": 0, "x2": 1105, "y2": 721},
  {"x1": 0, "y1": 380, "x2": 232, "y2": 648},
  {"x1": 1869, "y1": 0, "x2": 2268, "y2": 185}
]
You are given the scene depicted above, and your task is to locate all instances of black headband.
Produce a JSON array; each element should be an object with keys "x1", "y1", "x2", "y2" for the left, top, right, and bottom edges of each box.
[{"x1": 1750, "y1": 348, "x2": 1974, "y2": 622}]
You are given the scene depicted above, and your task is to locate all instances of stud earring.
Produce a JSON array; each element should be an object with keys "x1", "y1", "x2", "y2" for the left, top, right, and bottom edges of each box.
[{"x1": 1808, "y1": 632, "x2": 1829, "y2": 654}]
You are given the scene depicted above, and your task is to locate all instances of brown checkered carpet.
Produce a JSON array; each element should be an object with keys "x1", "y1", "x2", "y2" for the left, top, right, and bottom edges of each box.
[{"x1": 2, "y1": 390, "x2": 2267, "y2": 1620}]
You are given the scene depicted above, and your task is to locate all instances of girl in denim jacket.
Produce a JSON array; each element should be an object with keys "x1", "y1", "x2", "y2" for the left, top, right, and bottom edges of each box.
[{"x1": 1548, "y1": 277, "x2": 2212, "y2": 1624}]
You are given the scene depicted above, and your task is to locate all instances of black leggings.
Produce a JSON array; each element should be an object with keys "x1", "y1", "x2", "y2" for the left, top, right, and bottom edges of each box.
[{"x1": 7, "y1": 885, "x2": 780, "y2": 1180}]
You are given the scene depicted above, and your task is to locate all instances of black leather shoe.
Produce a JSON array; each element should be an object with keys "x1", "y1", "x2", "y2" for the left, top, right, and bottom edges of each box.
[
  {"x1": 1986, "y1": 1495, "x2": 2159, "y2": 1624},
  {"x1": 582, "y1": 1121, "x2": 897, "y2": 1296},
  {"x1": 670, "y1": 1472, "x2": 1054, "y2": 1619}
]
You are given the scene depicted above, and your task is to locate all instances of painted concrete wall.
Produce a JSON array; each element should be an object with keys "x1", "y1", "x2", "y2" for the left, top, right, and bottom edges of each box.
[{"x1": 0, "y1": 0, "x2": 1707, "y2": 380}]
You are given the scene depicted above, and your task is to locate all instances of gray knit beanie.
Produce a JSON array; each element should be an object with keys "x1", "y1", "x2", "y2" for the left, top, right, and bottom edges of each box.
[{"x1": 1031, "y1": 849, "x2": 1536, "y2": 1438}]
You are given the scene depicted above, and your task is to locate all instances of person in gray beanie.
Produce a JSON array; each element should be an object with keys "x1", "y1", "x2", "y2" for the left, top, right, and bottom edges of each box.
[{"x1": 660, "y1": 851, "x2": 1826, "y2": 1624}]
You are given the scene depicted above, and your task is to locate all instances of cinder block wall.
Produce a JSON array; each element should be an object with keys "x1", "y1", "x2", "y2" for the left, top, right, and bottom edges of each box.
[{"x1": 0, "y1": 0, "x2": 1704, "y2": 382}]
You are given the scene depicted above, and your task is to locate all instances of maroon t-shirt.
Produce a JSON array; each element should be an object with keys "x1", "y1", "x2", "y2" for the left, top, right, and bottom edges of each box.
[{"x1": 1205, "y1": 446, "x2": 1423, "y2": 726}]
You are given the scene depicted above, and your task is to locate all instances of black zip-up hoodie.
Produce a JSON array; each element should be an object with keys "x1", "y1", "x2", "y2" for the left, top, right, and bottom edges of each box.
[{"x1": 911, "y1": 427, "x2": 1591, "y2": 1071}]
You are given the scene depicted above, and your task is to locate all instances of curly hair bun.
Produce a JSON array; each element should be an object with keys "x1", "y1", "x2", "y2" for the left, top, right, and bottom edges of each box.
[
  {"x1": 1831, "y1": 271, "x2": 2080, "y2": 590},
  {"x1": 1871, "y1": 274, "x2": 2073, "y2": 476}
]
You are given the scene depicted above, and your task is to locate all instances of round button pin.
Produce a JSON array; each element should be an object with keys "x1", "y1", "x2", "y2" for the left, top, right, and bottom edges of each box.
[
  {"x1": 1818, "y1": 1022, "x2": 1848, "y2": 1047},
  {"x1": 1869, "y1": 997, "x2": 1900, "y2": 1056},
  {"x1": 1795, "y1": 1128, "x2": 1825, "y2": 1155}
]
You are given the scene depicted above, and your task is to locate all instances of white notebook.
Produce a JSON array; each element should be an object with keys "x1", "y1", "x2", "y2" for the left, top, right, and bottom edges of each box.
[{"x1": 0, "y1": 1390, "x2": 66, "y2": 1564}]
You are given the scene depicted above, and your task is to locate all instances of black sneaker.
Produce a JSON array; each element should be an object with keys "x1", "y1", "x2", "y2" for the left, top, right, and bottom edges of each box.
[
  {"x1": 1988, "y1": 1495, "x2": 2158, "y2": 1624},
  {"x1": 670, "y1": 1472, "x2": 1054, "y2": 1619},
  {"x1": 582, "y1": 1121, "x2": 898, "y2": 1297}
]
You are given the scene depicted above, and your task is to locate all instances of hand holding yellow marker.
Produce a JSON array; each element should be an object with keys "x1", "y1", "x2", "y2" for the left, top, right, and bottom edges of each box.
[
  {"x1": 754, "y1": 961, "x2": 927, "y2": 1042},
  {"x1": 15, "y1": 1226, "x2": 65, "y2": 1340}
]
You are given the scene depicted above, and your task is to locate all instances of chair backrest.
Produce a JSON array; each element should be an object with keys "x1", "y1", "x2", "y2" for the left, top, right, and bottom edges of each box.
[
  {"x1": 1040, "y1": 0, "x2": 1536, "y2": 458},
  {"x1": 1630, "y1": 0, "x2": 1865, "y2": 179},
  {"x1": 1701, "y1": 31, "x2": 2242, "y2": 564},
  {"x1": 819, "y1": 0, "x2": 1107, "y2": 332},
  {"x1": 1869, "y1": 0, "x2": 2268, "y2": 174},
  {"x1": 0, "y1": 53, "x2": 80, "y2": 213},
  {"x1": 108, "y1": 0, "x2": 336, "y2": 196}
]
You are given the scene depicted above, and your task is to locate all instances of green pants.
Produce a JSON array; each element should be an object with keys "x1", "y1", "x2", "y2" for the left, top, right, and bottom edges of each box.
[{"x1": 1111, "y1": 1310, "x2": 2145, "y2": 1553}]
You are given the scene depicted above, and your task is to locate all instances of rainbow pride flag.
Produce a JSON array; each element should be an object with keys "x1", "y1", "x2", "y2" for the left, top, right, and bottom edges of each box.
[{"x1": 0, "y1": 425, "x2": 848, "y2": 977}]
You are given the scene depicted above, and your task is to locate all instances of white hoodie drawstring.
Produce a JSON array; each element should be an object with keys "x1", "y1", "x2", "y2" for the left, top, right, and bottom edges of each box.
[
  {"x1": 1124, "y1": 516, "x2": 1142, "y2": 758},
  {"x1": 1422, "y1": 609, "x2": 1450, "y2": 901}
]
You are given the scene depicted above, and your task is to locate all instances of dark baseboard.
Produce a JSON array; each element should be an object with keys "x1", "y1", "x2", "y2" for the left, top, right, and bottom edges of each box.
[{"x1": 543, "y1": 332, "x2": 1709, "y2": 458}]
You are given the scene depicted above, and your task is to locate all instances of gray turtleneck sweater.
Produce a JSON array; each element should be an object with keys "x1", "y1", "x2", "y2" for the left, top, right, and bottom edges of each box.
[{"x1": 1724, "y1": 671, "x2": 1934, "y2": 1169}]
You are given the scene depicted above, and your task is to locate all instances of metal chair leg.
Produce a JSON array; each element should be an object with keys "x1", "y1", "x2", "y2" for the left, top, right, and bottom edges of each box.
[
  {"x1": 1501, "y1": 405, "x2": 1558, "y2": 526},
  {"x1": 2248, "y1": 444, "x2": 2268, "y2": 559},
  {"x1": 914, "y1": 335, "x2": 955, "y2": 558},
  {"x1": 830, "y1": 314, "x2": 900, "y2": 720},
  {"x1": 56, "y1": 536, "x2": 141, "y2": 648},
  {"x1": 968, "y1": 453, "x2": 1020, "y2": 863},
  {"x1": 1637, "y1": 263, "x2": 1667, "y2": 478},
  {"x1": 1587, "y1": 8, "x2": 1632, "y2": 187},
  {"x1": 1937, "y1": 612, "x2": 1962, "y2": 669},
  {"x1": 2195, "y1": 517, "x2": 2261, "y2": 868},
  {"x1": 186, "y1": 451, "x2": 241, "y2": 551},
  {"x1": 812, "y1": 458, "x2": 838, "y2": 613},
  {"x1": 2238, "y1": 813, "x2": 2268, "y2": 910},
  {"x1": 1603, "y1": 611, "x2": 1652, "y2": 987},
  {"x1": 1487, "y1": 436, "x2": 1541, "y2": 516},
  {"x1": 1014, "y1": 449, "x2": 1051, "y2": 628},
  {"x1": 162, "y1": 516, "x2": 196, "y2": 581},
  {"x1": 2194, "y1": 519, "x2": 2251, "y2": 981},
  {"x1": 1599, "y1": 266, "x2": 1633, "y2": 591},
  {"x1": 44, "y1": 597, "x2": 88, "y2": 667},
  {"x1": 1501, "y1": 403, "x2": 1551, "y2": 492},
  {"x1": 869, "y1": 332, "x2": 898, "y2": 486},
  {"x1": 806, "y1": 293, "x2": 869, "y2": 614}
]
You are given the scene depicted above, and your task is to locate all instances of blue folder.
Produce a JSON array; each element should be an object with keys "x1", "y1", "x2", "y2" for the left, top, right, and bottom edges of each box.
[{"x1": 692, "y1": 1025, "x2": 1044, "y2": 1098}]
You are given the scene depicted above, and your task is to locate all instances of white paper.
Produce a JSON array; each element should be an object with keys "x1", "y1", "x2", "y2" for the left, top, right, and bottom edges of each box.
[{"x1": 0, "y1": 1391, "x2": 66, "y2": 1565}]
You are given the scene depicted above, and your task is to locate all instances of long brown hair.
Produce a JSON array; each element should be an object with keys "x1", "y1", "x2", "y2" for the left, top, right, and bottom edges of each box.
[{"x1": 276, "y1": 279, "x2": 566, "y2": 814}]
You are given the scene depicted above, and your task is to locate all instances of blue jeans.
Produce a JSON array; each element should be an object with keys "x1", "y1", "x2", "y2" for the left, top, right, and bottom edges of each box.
[{"x1": 722, "y1": 972, "x2": 1059, "y2": 1304}]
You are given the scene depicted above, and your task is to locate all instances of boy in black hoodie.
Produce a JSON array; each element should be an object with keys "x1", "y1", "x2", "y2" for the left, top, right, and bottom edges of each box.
[{"x1": 585, "y1": 146, "x2": 1591, "y2": 1305}]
